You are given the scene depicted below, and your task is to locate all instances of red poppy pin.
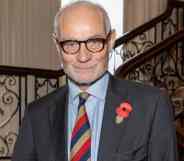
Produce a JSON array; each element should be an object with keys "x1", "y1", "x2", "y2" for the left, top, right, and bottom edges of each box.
[{"x1": 115, "y1": 101, "x2": 133, "y2": 124}]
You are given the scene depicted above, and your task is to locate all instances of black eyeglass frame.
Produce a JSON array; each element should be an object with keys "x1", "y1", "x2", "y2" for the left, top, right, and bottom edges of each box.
[{"x1": 55, "y1": 32, "x2": 111, "y2": 55}]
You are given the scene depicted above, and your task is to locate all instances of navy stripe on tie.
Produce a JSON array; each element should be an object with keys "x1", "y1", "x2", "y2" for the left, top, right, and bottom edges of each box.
[
  {"x1": 79, "y1": 99, "x2": 86, "y2": 107},
  {"x1": 71, "y1": 121, "x2": 90, "y2": 149},
  {"x1": 80, "y1": 148, "x2": 91, "y2": 161}
]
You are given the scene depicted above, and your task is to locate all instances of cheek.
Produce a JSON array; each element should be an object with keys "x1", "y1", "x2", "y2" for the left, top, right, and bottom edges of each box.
[
  {"x1": 61, "y1": 54, "x2": 75, "y2": 65},
  {"x1": 94, "y1": 51, "x2": 108, "y2": 64}
]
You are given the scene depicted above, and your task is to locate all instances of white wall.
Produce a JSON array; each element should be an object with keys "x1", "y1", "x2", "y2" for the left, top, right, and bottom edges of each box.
[{"x1": 61, "y1": 0, "x2": 124, "y2": 73}]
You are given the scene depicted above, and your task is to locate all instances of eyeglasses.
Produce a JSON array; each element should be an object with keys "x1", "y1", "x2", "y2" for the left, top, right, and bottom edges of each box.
[{"x1": 56, "y1": 32, "x2": 111, "y2": 55}]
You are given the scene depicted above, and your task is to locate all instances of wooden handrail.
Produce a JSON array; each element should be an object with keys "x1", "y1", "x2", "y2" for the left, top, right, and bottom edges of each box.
[
  {"x1": 115, "y1": 30, "x2": 184, "y2": 77},
  {"x1": 177, "y1": 126, "x2": 184, "y2": 138},
  {"x1": 0, "y1": 65, "x2": 64, "y2": 78},
  {"x1": 114, "y1": 0, "x2": 184, "y2": 48}
]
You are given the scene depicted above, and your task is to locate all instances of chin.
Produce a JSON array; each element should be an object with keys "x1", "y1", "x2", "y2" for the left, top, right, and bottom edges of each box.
[
  {"x1": 72, "y1": 75, "x2": 97, "y2": 84},
  {"x1": 67, "y1": 70, "x2": 104, "y2": 85}
]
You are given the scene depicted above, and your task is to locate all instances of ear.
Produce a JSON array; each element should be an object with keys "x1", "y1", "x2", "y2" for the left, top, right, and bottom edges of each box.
[
  {"x1": 52, "y1": 33, "x2": 62, "y2": 55},
  {"x1": 52, "y1": 33, "x2": 63, "y2": 65},
  {"x1": 108, "y1": 29, "x2": 116, "y2": 50},
  {"x1": 52, "y1": 33, "x2": 57, "y2": 43}
]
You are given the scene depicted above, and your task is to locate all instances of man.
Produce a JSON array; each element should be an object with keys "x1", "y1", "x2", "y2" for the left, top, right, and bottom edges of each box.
[{"x1": 12, "y1": 1, "x2": 178, "y2": 161}]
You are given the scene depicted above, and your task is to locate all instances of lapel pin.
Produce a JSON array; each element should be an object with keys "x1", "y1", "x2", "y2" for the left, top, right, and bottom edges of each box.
[{"x1": 115, "y1": 101, "x2": 133, "y2": 124}]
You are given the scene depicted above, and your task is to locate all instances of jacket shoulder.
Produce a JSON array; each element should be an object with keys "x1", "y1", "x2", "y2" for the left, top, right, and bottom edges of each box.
[
  {"x1": 27, "y1": 85, "x2": 68, "y2": 113},
  {"x1": 113, "y1": 76, "x2": 162, "y2": 95}
]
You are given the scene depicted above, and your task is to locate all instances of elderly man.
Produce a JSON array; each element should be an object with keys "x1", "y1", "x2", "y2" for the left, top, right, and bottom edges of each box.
[{"x1": 12, "y1": 1, "x2": 178, "y2": 161}]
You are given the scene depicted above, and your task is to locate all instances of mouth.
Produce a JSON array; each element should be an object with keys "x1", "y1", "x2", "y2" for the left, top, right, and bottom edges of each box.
[{"x1": 73, "y1": 65, "x2": 96, "y2": 71}]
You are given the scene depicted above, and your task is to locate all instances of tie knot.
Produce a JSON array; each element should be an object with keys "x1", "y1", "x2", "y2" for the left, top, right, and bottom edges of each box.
[{"x1": 79, "y1": 92, "x2": 89, "y2": 105}]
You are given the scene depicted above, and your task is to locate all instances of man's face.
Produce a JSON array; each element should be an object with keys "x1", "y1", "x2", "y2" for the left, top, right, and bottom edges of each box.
[{"x1": 56, "y1": 6, "x2": 114, "y2": 89}]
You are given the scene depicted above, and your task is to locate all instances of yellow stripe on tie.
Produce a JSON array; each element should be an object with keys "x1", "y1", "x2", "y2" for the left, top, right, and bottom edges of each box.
[{"x1": 71, "y1": 129, "x2": 91, "y2": 158}]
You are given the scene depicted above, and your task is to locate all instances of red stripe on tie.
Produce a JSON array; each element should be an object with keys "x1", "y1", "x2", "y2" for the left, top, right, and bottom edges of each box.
[
  {"x1": 71, "y1": 138, "x2": 91, "y2": 161},
  {"x1": 72, "y1": 113, "x2": 88, "y2": 138}
]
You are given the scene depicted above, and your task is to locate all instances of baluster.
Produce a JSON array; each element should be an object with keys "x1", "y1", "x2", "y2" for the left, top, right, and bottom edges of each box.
[
  {"x1": 18, "y1": 76, "x2": 22, "y2": 127},
  {"x1": 154, "y1": 25, "x2": 157, "y2": 44},
  {"x1": 176, "y1": 7, "x2": 179, "y2": 31}
]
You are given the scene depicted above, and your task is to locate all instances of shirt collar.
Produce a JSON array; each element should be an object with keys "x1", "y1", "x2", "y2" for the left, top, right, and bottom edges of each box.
[
  {"x1": 68, "y1": 79, "x2": 81, "y2": 101},
  {"x1": 68, "y1": 72, "x2": 109, "y2": 101}
]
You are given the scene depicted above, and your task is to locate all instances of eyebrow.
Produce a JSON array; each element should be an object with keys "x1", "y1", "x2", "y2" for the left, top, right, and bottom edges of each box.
[{"x1": 60, "y1": 33, "x2": 106, "y2": 41}]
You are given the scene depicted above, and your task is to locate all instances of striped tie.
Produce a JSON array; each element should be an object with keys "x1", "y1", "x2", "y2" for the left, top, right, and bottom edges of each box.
[{"x1": 70, "y1": 92, "x2": 91, "y2": 161}]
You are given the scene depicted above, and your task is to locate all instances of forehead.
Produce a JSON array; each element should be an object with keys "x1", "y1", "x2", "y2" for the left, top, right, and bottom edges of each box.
[{"x1": 58, "y1": 5, "x2": 106, "y2": 40}]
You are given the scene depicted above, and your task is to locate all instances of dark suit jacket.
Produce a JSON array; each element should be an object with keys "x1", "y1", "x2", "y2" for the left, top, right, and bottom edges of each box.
[{"x1": 12, "y1": 75, "x2": 178, "y2": 161}]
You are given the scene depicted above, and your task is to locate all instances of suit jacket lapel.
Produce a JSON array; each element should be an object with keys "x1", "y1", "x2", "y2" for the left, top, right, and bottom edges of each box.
[
  {"x1": 48, "y1": 76, "x2": 130, "y2": 161},
  {"x1": 97, "y1": 76, "x2": 129, "y2": 161},
  {"x1": 49, "y1": 86, "x2": 69, "y2": 161}
]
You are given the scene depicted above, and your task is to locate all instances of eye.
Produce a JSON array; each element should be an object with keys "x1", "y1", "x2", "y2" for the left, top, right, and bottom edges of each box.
[
  {"x1": 62, "y1": 40, "x2": 79, "y2": 52},
  {"x1": 87, "y1": 38, "x2": 104, "y2": 51}
]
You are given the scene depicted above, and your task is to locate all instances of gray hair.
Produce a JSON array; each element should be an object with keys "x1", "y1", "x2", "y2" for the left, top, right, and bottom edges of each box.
[{"x1": 54, "y1": 0, "x2": 111, "y2": 38}]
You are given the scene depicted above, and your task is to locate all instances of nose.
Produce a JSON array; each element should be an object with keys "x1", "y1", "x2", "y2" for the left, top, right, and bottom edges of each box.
[{"x1": 76, "y1": 43, "x2": 91, "y2": 62}]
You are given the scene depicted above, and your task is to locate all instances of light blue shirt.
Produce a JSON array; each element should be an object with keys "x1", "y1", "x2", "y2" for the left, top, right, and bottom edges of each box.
[{"x1": 67, "y1": 73, "x2": 109, "y2": 161}]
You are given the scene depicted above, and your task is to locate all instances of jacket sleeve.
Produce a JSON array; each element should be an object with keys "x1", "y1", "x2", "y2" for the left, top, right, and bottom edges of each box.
[
  {"x1": 148, "y1": 91, "x2": 179, "y2": 161},
  {"x1": 12, "y1": 107, "x2": 37, "y2": 161}
]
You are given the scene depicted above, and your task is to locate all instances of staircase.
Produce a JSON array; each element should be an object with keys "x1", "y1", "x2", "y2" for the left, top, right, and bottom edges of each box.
[
  {"x1": 0, "y1": 0, "x2": 184, "y2": 160},
  {"x1": 114, "y1": 0, "x2": 184, "y2": 160},
  {"x1": 0, "y1": 66, "x2": 65, "y2": 160}
]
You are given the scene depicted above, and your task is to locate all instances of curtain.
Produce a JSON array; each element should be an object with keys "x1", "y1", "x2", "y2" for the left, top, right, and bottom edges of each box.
[
  {"x1": 0, "y1": 0, "x2": 60, "y2": 69},
  {"x1": 124, "y1": 0, "x2": 167, "y2": 32}
]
